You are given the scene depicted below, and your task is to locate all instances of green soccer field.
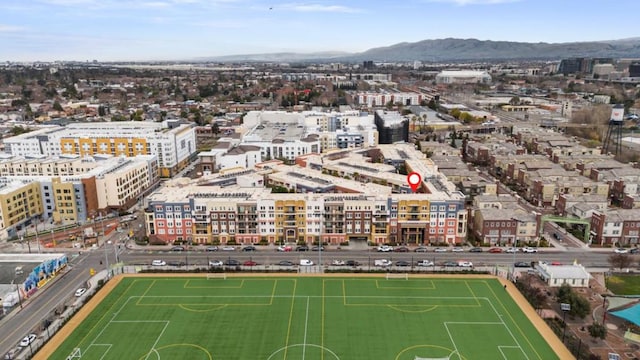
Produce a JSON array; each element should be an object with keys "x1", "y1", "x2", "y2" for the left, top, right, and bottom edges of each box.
[{"x1": 50, "y1": 275, "x2": 559, "y2": 360}]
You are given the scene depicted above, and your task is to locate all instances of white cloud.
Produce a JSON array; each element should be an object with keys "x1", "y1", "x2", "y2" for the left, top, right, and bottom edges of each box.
[
  {"x1": 282, "y1": 3, "x2": 362, "y2": 13},
  {"x1": 426, "y1": 0, "x2": 519, "y2": 5},
  {"x1": 0, "y1": 24, "x2": 25, "y2": 32}
]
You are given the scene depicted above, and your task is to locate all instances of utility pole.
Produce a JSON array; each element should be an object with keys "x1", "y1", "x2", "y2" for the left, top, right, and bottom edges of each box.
[{"x1": 101, "y1": 212, "x2": 109, "y2": 275}]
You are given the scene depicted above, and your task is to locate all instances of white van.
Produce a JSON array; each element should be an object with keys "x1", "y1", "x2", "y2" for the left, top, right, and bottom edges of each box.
[
  {"x1": 300, "y1": 259, "x2": 314, "y2": 266},
  {"x1": 457, "y1": 261, "x2": 473, "y2": 268}
]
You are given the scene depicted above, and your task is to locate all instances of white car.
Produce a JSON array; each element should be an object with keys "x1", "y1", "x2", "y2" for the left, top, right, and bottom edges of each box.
[
  {"x1": 505, "y1": 247, "x2": 519, "y2": 253},
  {"x1": 416, "y1": 260, "x2": 434, "y2": 267},
  {"x1": 451, "y1": 247, "x2": 464, "y2": 252},
  {"x1": 151, "y1": 260, "x2": 166, "y2": 266},
  {"x1": 377, "y1": 245, "x2": 393, "y2": 252},
  {"x1": 434, "y1": 248, "x2": 448, "y2": 253},
  {"x1": 208, "y1": 260, "x2": 223, "y2": 266},
  {"x1": 221, "y1": 246, "x2": 236, "y2": 251},
  {"x1": 300, "y1": 259, "x2": 314, "y2": 266},
  {"x1": 75, "y1": 288, "x2": 87, "y2": 297},
  {"x1": 614, "y1": 248, "x2": 629, "y2": 254},
  {"x1": 19, "y1": 334, "x2": 36, "y2": 347},
  {"x1": 331, "y1": 260, "x2": 345, "y2": 266},
  {"x1": 457, "y1": 261, "x2": 473, "y2": 268},
  {"x1": 374, "y1": 259, "x2": 392, "y2": 267},
  {"x1": 522, "y1": 247, "x2": 538, "y2": 253}
]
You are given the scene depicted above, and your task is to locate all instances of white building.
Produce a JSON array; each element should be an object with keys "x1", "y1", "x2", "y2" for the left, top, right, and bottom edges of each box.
[
  {"x1": 2, "y1": 121, "x2": 196, "y2": 177},
  {"x1": 357, "y1": 91, "x2": 422, "y2": 107},
  {"x1": 535, "y1": 263, "x2": 591, "y2": 287},
  {"x1": 435, "y1": 70, "x2": 492, "y2": 84}
]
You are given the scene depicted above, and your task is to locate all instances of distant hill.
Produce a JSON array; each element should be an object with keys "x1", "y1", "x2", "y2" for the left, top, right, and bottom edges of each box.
[{"x1": 201, "y1": 38, "x2": 640, "y2": 63}]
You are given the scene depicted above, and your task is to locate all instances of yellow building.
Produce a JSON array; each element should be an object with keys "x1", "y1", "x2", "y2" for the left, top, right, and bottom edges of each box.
[
  {"x1": 51, "y1": 178, "x2": 79, "y2": 224},
  {"x1": 275, "y1": 199, "x2": 307, "y2": 243},
  {"x1": 0, "y1": 182, "x2": 43, "y2": 239}
]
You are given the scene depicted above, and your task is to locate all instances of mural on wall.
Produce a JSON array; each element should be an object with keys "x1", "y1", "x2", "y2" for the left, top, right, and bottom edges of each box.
[{"x1": 22, "y1": 255, "x2": 68, "y2": 297}]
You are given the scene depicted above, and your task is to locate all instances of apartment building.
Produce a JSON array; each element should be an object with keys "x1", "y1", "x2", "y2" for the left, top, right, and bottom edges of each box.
[
  {"x1": 0, "y1": 182, "x2": 43, "y2": 240},
  {"x1": 2, "y1": 121, "x2": 196, "y2": 177},
  {"x1": 591, "y1": 209, "x2": 640, "y2": 246}
]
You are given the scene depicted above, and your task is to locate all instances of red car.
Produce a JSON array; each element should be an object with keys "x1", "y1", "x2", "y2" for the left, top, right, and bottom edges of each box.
[
  {"x1": 488, "y1": 247, "x2": 503, "y2": 253},
  {"x1": 243, "y1": 260, "x2": 258, "y2": 266}
]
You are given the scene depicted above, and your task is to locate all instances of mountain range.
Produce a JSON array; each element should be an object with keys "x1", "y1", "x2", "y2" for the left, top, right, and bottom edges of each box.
[{"x1": 201, "y1": 38, "x2": 640, "y2": 63}]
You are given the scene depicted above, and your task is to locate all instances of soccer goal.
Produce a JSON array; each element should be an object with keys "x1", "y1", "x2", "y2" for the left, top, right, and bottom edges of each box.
[
  {"x1": 385, "y1": 273, "x2": 408, "y2": 280},
  {"x1": 206, "y1": 273, "x2": 226, "y2": 280},
  {"x1": 67, "y1": 348, "x2": 82, "y2": 359}
]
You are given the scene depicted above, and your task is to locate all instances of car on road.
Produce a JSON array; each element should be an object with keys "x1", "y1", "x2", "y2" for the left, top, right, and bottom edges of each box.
[
  {"x1": 374, "y1": 259, "x2": 392, "y2": 267},
  {"x1": 171, "y1": 245, "x2": 185, "y2": 252},
  {"x1": 19, "y1": 334, "x2": 36, "y2": 347},
  {"x1": 300, "y1": 259, "x2": 314, "y2": 266},
  {"x1": 243, "y1": 260, "x2": 258, "y2": 266},
  {"x1": 277, "y1": 245, "x2": 292, "y2": 252},
  {"x1": 311, "y1": 245, "x2": 325, "y2": 251},
  {"x1": 434, "y1": 248, "x2": 448, "y2": 253},
  {"x1": 488, "y1": 248, "x2": 503, "y2": 253},
  {"x1": 224, "y1": 259, "x2": 240, "y2": 266},
  {"x1": 75, "y1": 288, "x2": 87, "y2": 297},
  {"x1": 208, "y1": 260, "x2": 223, "y2": 267},
  {"x1": 395, "y1": 260, "x2": 411, "y2": 267},
  {"x1": 505, "y1": 247, "x2": 518, "y2": 253},
  {"x1": 442, "y1": 261, "x2": 458, "y2": 267},
  {"x1": 514, "y1": 261, "x2": 531, "y2": 268},
  {"x1": 221, "y1": 246, "x2": 236, "y2": 251},
  {"x1": 168, "y1": 261, "x2": 186, "y2": 267},
  {"x1": 151, "y1": 260, "x2": 166, "y2": 266},
  {"x1": 522, "y1": 247, "x2": 538, "y2": 253},
  {"x1": 414, "y1": 246, "x2": 429, "y2": 252},
  {"x1": 241, "y1": 245, "x2": 257, "y2": 252},
  {"x1": 331, "y1": 260, "x2": 345, "y2": 266},
  {"x1": 614, "y1": 248, "x2": 629, "y2": 254},
  {"x1": 278, "y1": 260, "x2": 295, "y2": 266},
  {"x1": 457, "y1": 261, "x2": 473, "y2": 268},
  {"x1": 469, "y1": 247, "x2": 483, "y2": 253},
  {"x1": 296, "y1": 245, "x2": 309, "y2": 252},
  {"x1": 416, "y1": 260, "x2": 434, "y2": 267},
  {"x1": 205, "y1": 246, "x2": 218, "y2": 252},
  {"x1": 452, "y1": 247, "x2": 464, "y2": 252},
  {"x1": 394, "y1": 246, "x2": 409, "y2": 252},
  {"x1": 345, "y1": 260, "x2": 360, "y2": 267},
  {"x1": 631, "y1": 248, "x2": 640, "y2": 254},
  {"x1": 377, "y1": 245, "x2": 393, "y2": 252},
  {"x1": 552, "y1": 233, "x2": 560, "y2": 240}
]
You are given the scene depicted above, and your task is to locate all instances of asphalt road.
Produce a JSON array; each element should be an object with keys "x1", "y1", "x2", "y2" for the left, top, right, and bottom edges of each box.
[{"x1": 0, "y1": 244, "x2": 623, "y2": 357}]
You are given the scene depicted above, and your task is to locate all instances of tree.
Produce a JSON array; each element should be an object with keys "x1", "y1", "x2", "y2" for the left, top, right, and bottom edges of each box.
[
  {"x1": 53, "y1": 101, "x2": 64, "y2": 112},
  {"x1": 608, "y1": 253, "x2": 632, "y2": 270},
  {"x1": 556, "y1": 283, "x2": 591, "y2": 319},
  {"x1": 588, "y1": 322, "x2": 607, "y2": 341},
  {"x1": 509, "y1": 96, "x2": 521, "y2": 106},
  {"x1": 211, "y1": 123, "x2": 220, "y2": 136}
]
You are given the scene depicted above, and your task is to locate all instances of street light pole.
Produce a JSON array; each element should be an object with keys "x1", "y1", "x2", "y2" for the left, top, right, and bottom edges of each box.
[{"x1": 561, "y1": 303, "x2": 571, "y2": 343}]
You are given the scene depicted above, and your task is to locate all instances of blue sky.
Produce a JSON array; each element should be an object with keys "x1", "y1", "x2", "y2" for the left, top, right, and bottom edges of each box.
[{"x1": 1, "y1": 0, "x2": 638, "y2": 61}]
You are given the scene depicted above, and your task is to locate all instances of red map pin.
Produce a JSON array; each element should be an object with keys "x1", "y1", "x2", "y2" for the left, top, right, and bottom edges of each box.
[{"x1": 407, "y1": 172, "x2": 421, "y2": 192}]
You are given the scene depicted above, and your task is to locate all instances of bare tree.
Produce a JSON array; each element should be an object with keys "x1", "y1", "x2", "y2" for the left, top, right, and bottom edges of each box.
[{"x1": 608, "y1": 253, "x2": 632, "y2": 270}]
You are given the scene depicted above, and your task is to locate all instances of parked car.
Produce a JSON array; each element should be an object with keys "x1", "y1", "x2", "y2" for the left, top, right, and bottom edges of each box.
[
  {"x1": 469, "y1": 247, "x2": 483, "y2": 253},
  {"x1": 514, "y1": 261, "x2": 531, "y2": 268},
  {"x1": 394, "y1": 246, "x2": 409, "y2": 252},
  {"x1": 395, "y1": 260, "x2": 411, "y2": 267},
  {"x1": 488, "y1": 248, "x2": 503, "y2": 253},
  {"x1": 300, "y1": 259, "x2": 314, "y2": 266},
  {"x1": 277, "y1": 245, "x2": 292, "y2": 252},
  {"x1": 221, "y1": 246, "x2": 236, "y2": 251},
  {"x1": 296, "y1": 245, "x2": 309, "y2": 252},
  {"x1": 205, "y1": 246, "x2": 218, "y2": 252},
  {"x1": 552, "y1": 233, "x2": 560, "y2": 240},
  {"x1": 278, "y1": 260, "x2": 295, "y2": 266},
  {"x1": 208, "y1": 260, "x2": 223, "y2": 266},
  {"x1": 457, "y1": 261, "x2": 473, "y2": 268},
  {"x1": 75, "y1": 288, "x2": 87, "y2": 297},
  {"x1": 243, "y1": 260, "x2": 258, "y2": 266},
  {"x1": 452, "y1": 247, "x2": 464, "y2": 252},
  {"x1": 331, "y1": 260, "x2": 345, "y2": 266},
  {"x1": 19, "y1": 334, "x2": 36, "y2": 347},
  {"x1": 442, "y1": 261, "x2": 458, "y2": 267},
  {"x1": 631, "y1": 248, "x2": 639, "y2": 254},
  {"x1": 168, "y1": 261, "x2": 186, "y2": 267},
  {"x1": 374, "y1": 259, "x2": 392, "y2": 267},
  {"x1": 151, "y1": 260, "x2": 166, "y2": 266},
  {"x1": 434, "y1": 248, "x2": 448, "y2": 253},
  {"x1": 241, "y1": 245, "x2": 257, "y2": 252},
  {"x1": 311, "y1": 246, "x2": 325, "y2": 251},
  {"x1": 377, "y1": 245, "x2": 393, "y2": 252},
  {"x1": 414, "y1": 246, "x2": 429, "y2": 253},
  {"x1": 345, "y1": 260, "x2": 360, "y2": 267},
  {"x1": 224, "y1": 259, "x2": 240, "y2": 266},
  {"x1": 505, "y1": 247, "x2": 518, "y2": 253},
  {"x1": 614, "y1": 248, "x2": 629, "y2": 254},
  {"x1": 416, "y1": 260, "x2": 434, "y2": 267},
  {"x1": 171, "y1": 245, "x2": 185, "y2": 252},
  {"x1": 522, "y1": 247, "x2": 538, "y2": 253}
]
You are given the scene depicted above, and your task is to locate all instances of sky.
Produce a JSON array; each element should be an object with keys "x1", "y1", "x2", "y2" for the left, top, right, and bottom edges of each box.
[{"x1": 1, "y1": 0, "x2": 639, "y2": 62}]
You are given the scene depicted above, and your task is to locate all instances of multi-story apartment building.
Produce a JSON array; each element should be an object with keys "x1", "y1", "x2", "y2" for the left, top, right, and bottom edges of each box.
[
  {"x1": 591, "y1": 209, "x2": 640, "y2": 246},
  {"x1": 374, "y1": 110, "x2": 408, "y2": 144},
  {"x1": 0, "y1": 182, "x2": 43, "y2": 240},
  {"x1": 3, "y1": 121, "x2": 195, "y2": 177},
  {"x1": 356, "y1": 91, "x2": 423, "y2": 107}
]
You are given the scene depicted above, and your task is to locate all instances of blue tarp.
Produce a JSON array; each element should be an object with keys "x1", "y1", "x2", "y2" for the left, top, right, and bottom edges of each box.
[{"x1": 611, "y1": 303, "x2": 640, "y2": 326}]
